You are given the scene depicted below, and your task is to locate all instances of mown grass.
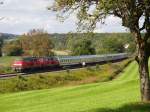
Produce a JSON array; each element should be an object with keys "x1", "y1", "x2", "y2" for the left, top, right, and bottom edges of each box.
[{"x1": 0, "y1": 61, "x2": 149, "y2": 112}]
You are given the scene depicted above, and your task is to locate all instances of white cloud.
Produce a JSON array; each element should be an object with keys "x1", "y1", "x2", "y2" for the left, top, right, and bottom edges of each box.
[
  {"x1": 0, "y1": 0, "x2": 74, "y2": 34},
  {"x1": 95, "y1": 16, "x2": 127, "y2": 33},
  {"x1": 1, "y1": 0, "x2": 52, "y2": 11},
  {"x1": 0, "y1": 0, "x2": 127, "y2": 34}
]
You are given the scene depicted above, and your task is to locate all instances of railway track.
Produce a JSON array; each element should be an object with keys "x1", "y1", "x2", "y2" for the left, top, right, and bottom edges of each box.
[
  {"x1": 0, "y1": 73, "x2": 25, "y2": 78},
  {"x1": 0, "y1": 65, "x2": 83, "y2": 79},
  {"x1": 0, "y1": 58, "x2": 128, "y2": 79}
]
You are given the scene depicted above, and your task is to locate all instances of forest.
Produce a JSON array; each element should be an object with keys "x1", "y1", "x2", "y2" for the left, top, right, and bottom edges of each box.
[{"x1": 0, "y1": 31, "x2": 136, "y2": 57}]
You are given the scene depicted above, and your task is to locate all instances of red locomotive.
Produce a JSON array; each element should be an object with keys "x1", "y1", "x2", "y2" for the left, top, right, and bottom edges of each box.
[{"x1": 12, "y1": 57, "x2": 59, "y2": 72}]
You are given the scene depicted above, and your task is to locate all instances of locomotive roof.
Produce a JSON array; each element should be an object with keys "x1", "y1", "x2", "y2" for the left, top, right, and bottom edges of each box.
[{"x1": 15, "y1": 56, "x2": 58, "y2": 61}]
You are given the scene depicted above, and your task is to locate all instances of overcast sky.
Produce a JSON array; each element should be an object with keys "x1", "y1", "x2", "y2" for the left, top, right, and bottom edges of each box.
[{"x1": 0, "y1": 0, "x2": 127, "y2": 34}]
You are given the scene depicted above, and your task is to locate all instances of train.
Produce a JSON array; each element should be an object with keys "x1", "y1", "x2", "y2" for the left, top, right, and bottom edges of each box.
[{"x1": 12, "y1": 53, "x2": 128, "y2": 72}]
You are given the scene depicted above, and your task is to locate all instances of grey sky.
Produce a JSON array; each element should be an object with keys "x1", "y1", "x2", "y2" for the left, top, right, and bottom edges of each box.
[{"x1": 0, "y1": 0, "x2": 127, "y2": 34}]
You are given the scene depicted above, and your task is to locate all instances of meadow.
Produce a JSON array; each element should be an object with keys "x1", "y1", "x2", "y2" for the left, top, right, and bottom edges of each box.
[{"x1": 0, "y1": 61, "x2": 149, "y2": 112}]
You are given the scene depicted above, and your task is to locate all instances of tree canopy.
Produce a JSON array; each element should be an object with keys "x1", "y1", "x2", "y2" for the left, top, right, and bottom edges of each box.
[
  {"x1": 51, "y1": 0, "x2": 150, "y2": 101},
  {"x1": 65, "y1": 33, "x2": 135, "y2": 54},
  {"x1": 20, "y1": 29, "x2": 54, "y2": 56},
  {"x1": 2, "y1": 40, "x2": 23, "y2": 56},
  {"x1": 51, "y1": 0, "x2": 149, "y2": 33},
  {"x1": 71, "y1": 39, "x2": 96, "y2": 55}
]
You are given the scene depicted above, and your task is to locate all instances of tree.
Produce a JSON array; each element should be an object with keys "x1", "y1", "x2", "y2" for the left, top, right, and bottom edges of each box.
[
  {"x1": 0, "y1": 37, "x2": 3, "y2": 56},
  {"x1": 51, "y1": 0, "x2": 150, "y2": 101},
  {"x1": 20, "y1": 29, "x2": 54, "y2": 56},
  {"x1": 65, "y1": 33, "x2": 135, "y2": 54},
  {"x1": 97, "y1": 35, "x2": 125, "y2": 54},
  {"x1": 72, "y1": 39, "x2": 95, "y2": 55},
  {"x1": 2, "y1": 40, "x2": 23, "y2": 56}
]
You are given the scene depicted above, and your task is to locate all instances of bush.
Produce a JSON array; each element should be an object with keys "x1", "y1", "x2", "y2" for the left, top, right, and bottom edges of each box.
[
  {"x1": 71, "y1": 39, "x2": 96, "y2": 55},
  {"x1": 0, "y1": 66, "x2": 13, "y2": 74},
  {"x1": 95, "y1": 64, "x2": 101, "y2": 70},
  {"x1": 86, "y1": 66, "x2": 94, "y2": 72}
]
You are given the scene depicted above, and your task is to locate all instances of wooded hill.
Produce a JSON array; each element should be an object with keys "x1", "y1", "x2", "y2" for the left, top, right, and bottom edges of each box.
[
  {"x1": 2, "y1": 33, "x2": 136, "y2": 55},
  {"x1": 50, "y1": 33, "x2": 135, "y2": 54}
]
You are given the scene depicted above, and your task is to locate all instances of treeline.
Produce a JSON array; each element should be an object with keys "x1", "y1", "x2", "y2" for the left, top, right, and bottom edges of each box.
[
  {"x1": 0, "y1": 31, "x2": 136, "y2": 57},
  {"x1": 52, "y1": 33, "x2": 136, "y2": 55}
]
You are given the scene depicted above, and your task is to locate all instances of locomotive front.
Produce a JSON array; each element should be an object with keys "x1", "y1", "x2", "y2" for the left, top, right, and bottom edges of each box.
[{"x1": 12, "y1": 58, "x2": 25, "y2": 72}]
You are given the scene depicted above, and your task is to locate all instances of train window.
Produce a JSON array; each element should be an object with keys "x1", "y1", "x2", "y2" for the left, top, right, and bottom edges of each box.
[{"x1": 23, "y1": 57, "x2": 32, "y2": 62}]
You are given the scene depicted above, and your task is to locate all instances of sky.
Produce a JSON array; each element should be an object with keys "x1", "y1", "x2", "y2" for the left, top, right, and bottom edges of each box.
[{"x1": 0, "y1": 0, "x2": 127, "y2": 34}]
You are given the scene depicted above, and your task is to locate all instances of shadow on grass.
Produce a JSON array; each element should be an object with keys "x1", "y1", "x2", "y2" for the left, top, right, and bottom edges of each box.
[{"x1": 81, "y1": 103, "x2": 150, "y2": 112}]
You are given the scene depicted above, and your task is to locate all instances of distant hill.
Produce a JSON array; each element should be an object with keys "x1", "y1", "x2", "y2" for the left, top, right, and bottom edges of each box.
[{"x1": 0, "y1": 33, "x2": 18, "y2": 40}]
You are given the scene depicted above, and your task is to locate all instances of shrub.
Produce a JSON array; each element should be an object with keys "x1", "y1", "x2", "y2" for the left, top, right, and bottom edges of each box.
[
  {"x1": 0, "y1": 66, "x2": 13, "y2": 74},
  {"x1": 95, "y1": 64, "x2": 101, "y2": 70},
  {"x1": 86, "y1": 66, "x2": 94, "y2": 72}
]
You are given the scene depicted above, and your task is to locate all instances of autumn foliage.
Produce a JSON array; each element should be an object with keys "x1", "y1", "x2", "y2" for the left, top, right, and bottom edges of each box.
[{"x1": 20, "y1": 29, "x2": 54, "y2": 56}]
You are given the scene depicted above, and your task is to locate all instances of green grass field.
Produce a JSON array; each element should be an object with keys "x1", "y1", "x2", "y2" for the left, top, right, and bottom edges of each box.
[{"x1": 0, "y1": 61, "x2": 149, "y2": 112}]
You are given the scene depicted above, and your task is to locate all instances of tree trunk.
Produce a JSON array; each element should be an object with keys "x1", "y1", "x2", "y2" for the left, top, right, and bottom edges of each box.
[
  {"x1": 0, "y1": 49, "x2": 2, "y2": 57},
  {"x1": 137, "y1": 42, "x2": 150, "y2": 102}
]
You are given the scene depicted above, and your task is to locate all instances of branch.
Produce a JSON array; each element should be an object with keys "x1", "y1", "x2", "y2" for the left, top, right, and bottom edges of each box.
[
  {"x1": 144, "y1": 32, "x2": 150, "y2": 42},
  {"x1": 144, "y1": 10, "x2": 150, "y2": 41},
  {"x1": 113, "y1": 9, "x2": 122, "y2": 18}
]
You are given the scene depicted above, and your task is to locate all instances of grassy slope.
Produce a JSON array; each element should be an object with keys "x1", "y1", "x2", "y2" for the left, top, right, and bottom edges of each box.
[{"x1": 0, "y1": 61, "x2": 149, "y2": 112}]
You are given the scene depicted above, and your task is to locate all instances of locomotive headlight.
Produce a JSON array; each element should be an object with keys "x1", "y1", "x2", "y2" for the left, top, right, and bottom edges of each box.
[{"x1": 13, "y1": 63, "x2": 22, "y2": 66}]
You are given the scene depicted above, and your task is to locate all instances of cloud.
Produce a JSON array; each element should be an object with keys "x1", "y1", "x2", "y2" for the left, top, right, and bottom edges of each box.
[
  {"x1": 95, "y1": 16, "x2": 127, "y2": 33},
  {"x1": 0, "y1": 0, "x2": 78, "y2": 34},
  {"x1": 0, "y1": 0, "x2": 127, "y2": 34},
  {"x1": 1, "y1": 0, "x2": 52, "y2": 11}
]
